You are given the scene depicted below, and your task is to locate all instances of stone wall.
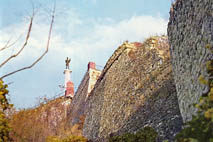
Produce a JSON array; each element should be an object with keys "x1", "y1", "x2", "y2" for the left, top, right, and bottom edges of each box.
[
  {"x1": 83, "y1": 36, "x2": 183, "y2": 141},
  {"x1": 36, "y1": 96, "x2": 72, "y2": 135},
  {"x1": 68, "y1": 71, "x2": 89, "y2": 125},
  {"x1": 68, "y1": 65, "x2": 101, "y2": 127},
  {"x1": 168, "y1": 0, "x2": 213, "y2": 122}
]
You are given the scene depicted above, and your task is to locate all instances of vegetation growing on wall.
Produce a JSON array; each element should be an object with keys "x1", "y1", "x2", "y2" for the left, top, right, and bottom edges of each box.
[
  {"x1": 10, "y1": 108, "x2": 50, "y2": 142},
  {"x1": 108, "y1": 126, "x2": 158, "y2": 142},
  {"x1": 175, "y1": 45, "x2": 213, "y2": 142},
  {"x1": 9, "y1": 96, "x2": 67, "y2": 142},
  {"x1": 46, "y1": 135, "x2": 88, "y2": 142},
  {"x1": 9, "y1": 95, "x2": 87, "y2": 142}
]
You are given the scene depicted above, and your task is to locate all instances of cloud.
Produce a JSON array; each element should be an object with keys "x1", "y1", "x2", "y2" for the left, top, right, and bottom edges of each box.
[
  {"x1": 0, "y1": 6, "x2": 168, "y2": 108},
  {"x1": 1, "y1": 9, "x2": 168, "y2": 69}
]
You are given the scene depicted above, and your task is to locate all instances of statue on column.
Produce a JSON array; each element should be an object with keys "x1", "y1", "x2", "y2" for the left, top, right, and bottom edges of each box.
[{"x1": 65, "y1": 57, "x2": 71, "y2": 69}]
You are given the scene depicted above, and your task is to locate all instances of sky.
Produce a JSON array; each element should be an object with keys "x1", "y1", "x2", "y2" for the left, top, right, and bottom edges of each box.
[{"x1": 0, "y1": 0, "x2": 172, "y2": 109}]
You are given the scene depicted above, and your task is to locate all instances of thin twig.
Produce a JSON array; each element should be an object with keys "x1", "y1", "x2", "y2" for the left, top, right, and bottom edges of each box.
[
  {"x1": 0, "y1": 35, "x2": 23, "y2": 52},
  {"x1": 6, "y1": 81, "x2": 14, "y2": 85},
  {"x1": 0, "y1": 16, "x2": 34, "y2": 68},
  {"x1": 0, "y1": 4, "x2": 55, "y2": 80},
  {"x1": 0, "y1": 38, "x2": 11, "y2": 51}
]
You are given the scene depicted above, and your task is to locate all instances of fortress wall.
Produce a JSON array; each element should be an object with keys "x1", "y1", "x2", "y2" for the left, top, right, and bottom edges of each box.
[
  {"x1": 83, "y1": 37, "x2": 183, "y2": 141},
  {"x1": 67, "y1": 65, "x2": 101, "y2": 131},
  {"x1": 168, "y1": 0, "x2": 213, "y2": 122}
]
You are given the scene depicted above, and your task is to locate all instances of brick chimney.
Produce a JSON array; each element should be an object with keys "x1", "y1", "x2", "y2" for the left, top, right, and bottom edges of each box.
[
  {"x1": 65, "y1": 81, "x2": 74, "y2": 98},
  {"x1": 64, "y1": 57, "x2": 74, "y2": 98}
]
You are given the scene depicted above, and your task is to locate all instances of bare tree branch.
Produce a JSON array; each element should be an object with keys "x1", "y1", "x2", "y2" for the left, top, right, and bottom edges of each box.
[
  {"x1": 0, "y1": 35, "x2": 23, "y2": 52},
  {"x1": 0, "y1": 15, "x2": 34, "y2": 68},
  {"x1": 0, "y1": 4, "x2": 55, "y2": 80},
  {"x1": 0, "y1": 38, "x2": 11, "y2": 51}
]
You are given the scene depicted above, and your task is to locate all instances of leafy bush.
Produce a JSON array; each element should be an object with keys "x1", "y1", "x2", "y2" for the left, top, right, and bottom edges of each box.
[
  {"x1": 109, "y1": 126, "x2": 158, "y2": 142},
  {"x1": 175, "y1": 45, "x2": 213, "y2": 142},
  {"x1": 0, "y1": 80, "x2": 12, "y2": 142}
]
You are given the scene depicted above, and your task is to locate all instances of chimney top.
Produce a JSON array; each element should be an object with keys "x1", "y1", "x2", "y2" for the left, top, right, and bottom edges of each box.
[
  {"x1": 134, "y1": 42, "x2": 142, "y2": 47},
  {"x1": 88, "y1": 62, "x2": 96, "y2": 70}
]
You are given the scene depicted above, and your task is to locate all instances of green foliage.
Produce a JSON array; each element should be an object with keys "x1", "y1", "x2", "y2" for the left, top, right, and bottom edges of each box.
[
  {"x1": 109, "y1": 126, "x2": 158, "y2": 142},
  {"x1": 175, "y1": 45, "x2": 213, "y2": 142},
  {"x1": 0, "y1": 80, "x2": 12, "y2": 142},
  {"x1": 46, "y1": 135, "x2": 88, "y2": 142}
]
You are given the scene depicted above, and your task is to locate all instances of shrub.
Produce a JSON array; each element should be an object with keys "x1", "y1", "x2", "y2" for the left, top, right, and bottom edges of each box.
[
  {"x1": 0, "y1": 80, "x2": 12, "y2": 142},
  {"x1": 109, "y1": 126, "x2": 158, "y2": 142}
]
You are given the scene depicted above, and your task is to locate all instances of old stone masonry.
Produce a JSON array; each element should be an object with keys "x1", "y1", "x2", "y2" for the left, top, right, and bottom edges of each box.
[
  {"x1": 65, "y1": 0, "x2": 213, "y2": 141},
  {"x1": 168, "y1": 0, "x2": 213, "y2": 122}
]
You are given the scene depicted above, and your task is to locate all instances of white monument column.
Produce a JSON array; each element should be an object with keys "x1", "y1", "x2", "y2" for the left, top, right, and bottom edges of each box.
[
  {"x1": 64, "y1": 69, "x2": 72, "y2": 88},
  {"x1": 64, "y1": 57, "x2": 74, "y2": 98}
]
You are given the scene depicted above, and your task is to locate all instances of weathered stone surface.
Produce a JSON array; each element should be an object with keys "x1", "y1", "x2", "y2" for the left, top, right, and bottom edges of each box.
[
  {"x1": 168, "y1": 0, "x2": 213, "y2": 122},
  {"x1": 36, "y1": 96, "x2": 72, "y2": 135},
  {"x1": 68, "y1": 66, "x2": 101, "y2": 127},
  {"x1": 83, "y1": 36, "x2": 183, "y2": 141}
]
